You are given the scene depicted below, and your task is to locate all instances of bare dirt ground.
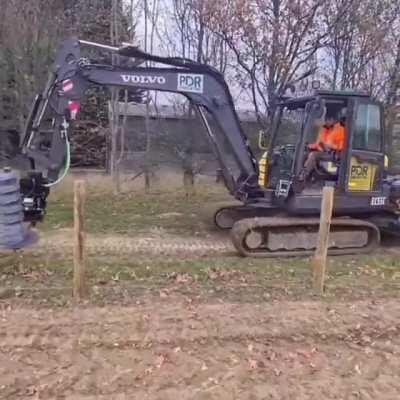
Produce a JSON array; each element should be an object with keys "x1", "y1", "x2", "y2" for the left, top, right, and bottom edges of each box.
[
  {"x1": 1, "y1": 297, "x2": 400, "y2": 399},
  {"x1": 28, "y1": 227, "x2": 400, "y2": 259},
  {"x1": 31, "y1": 228, "x2": 233, "y2": 258}
]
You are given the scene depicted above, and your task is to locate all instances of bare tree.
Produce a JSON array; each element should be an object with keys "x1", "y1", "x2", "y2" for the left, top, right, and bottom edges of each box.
[
  {"x1": 109, "y1": 0, "x2": 143, "y2": 193},
  {"x1": 114, "y1": 0, "x2": 137, "y2": 192},
  {"x1": 168, "y1": 0, "x2": 228, "y2": 70},
  {"x1": 109, "y1": 0, "x2": 122, "y2": 194},
  {"x1": 204, "y1": 0, "x2": 343, "y2": 123},
  {"x1": 324, "y1": 0, "x2": 399, "y2": 93},
  {"x1": 0, "y1": 0, "x2": 66, "y2": 131},
  {"x1": 143, "y1": 0, "x2": 154, "y2": 193},
  {"x1": 149, "y1": 0, "x2": 230, "y2": 192}
]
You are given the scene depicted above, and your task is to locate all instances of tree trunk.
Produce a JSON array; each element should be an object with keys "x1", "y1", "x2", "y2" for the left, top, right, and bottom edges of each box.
[
  {"x1": 109, "y1": 88, "x2": 120, "y2": 194},
  {"x1": 182, "y1": 145, "x2": 194, "y2": 198},
  {"x1": 144, "y1": 100, "x2": 152, "y2": 194},
  {"x1": 110, "y1": 0, "x2": 122, "y2": 194},
  {"x1": 143, "y1": 0, "x2": 152, "y2": 193},
  {"x1": 183, "y1": 169, "x2": 194, "y2": 198},
  {"x1": 266, "y1": 0, "x2": 280, "y2": 119}
]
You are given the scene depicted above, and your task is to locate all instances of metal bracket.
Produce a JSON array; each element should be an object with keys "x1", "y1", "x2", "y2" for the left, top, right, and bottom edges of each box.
[{"x1": 275, "y1": 179, "x2": 291, "y2": 199}]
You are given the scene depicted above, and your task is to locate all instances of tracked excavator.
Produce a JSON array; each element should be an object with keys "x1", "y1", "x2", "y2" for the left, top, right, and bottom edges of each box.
[{"x1": 1, "y1": 38, "x2": 400, "y2": 257}]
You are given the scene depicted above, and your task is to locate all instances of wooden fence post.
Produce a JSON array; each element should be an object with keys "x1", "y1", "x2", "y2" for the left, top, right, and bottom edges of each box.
[
  {"x1": 312, "y1": 184, "x2": 335, "y2": 294},
  {"x1": 73, "y1": 180, "x2": 88, "y2": 300}
]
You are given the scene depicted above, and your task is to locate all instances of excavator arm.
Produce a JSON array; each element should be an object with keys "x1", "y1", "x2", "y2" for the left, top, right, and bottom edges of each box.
[{"x1": 17, "y1": 39, "x2": 260, "y2": 215}]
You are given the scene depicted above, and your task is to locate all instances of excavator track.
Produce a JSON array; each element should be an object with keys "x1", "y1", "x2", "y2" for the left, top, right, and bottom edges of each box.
[
  {"x1": 214, "y1": 205, "x2": 278, "y2": 230},
  {"x1": 231, "y1": 217, "x2": 380, "y2": 257}
]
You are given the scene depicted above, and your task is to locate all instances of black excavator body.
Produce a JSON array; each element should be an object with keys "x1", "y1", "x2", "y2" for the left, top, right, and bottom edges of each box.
[{"x1": 2, "y1": 38, "x2": 400, "y2": 256}]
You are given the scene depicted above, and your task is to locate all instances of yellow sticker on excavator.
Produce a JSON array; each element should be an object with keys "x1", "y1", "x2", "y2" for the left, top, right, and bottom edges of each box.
[
  {"x1": 348, "y1": 157, "x2": 376, "y2": 191},
  {"x1": 258, "y1": 151, "x2": 268, "y2": 187}
]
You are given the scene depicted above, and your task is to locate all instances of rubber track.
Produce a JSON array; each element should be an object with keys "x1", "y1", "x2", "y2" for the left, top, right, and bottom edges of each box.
[
  {"x1": 231, "y1": 217, "x2": 380, "y2": 257},
  {"x1": 214, "y1": 205, "x2": 278, "y2": 230}
]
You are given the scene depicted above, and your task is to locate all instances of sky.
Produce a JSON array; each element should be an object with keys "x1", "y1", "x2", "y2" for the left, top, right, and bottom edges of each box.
[
  {"x1": 124, "y1": 0, "x2": 258, "y2": 110},
  {"x1": 125, "y1": 0, "x2": 324, "y2": 111}
]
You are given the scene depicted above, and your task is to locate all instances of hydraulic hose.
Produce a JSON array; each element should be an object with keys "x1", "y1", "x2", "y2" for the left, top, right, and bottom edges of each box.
[{"x1": 44, "y1": 138, "x2": 71, "y2": 188}]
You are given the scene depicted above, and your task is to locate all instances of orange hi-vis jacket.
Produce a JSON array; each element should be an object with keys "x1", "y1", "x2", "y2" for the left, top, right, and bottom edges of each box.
[{"x1": 309, "y1": 123, "x2": 345, "y2": 151}]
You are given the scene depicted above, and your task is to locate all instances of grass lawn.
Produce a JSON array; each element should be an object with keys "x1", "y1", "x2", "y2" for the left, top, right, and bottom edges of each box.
[
  {"x1": 42, "y1": 183, "x2": 232, "y2": 236},
  {"x1": 1, "y1": 179, "x2": 400, "y2": 305}
]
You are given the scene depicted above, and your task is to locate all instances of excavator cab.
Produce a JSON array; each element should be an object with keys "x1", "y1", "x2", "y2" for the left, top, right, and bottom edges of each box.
[
  {"x1": 259, "y1": 90, "x2": 388, "y2": 215},
  {"x1": 220, "y1": 90, "x2": 396, "y2": 257}
]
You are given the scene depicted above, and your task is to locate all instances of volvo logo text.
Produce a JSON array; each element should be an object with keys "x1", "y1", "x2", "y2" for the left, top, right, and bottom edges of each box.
[{"x1": 121, "y1": 75, "x2": 166, "y2": 85}]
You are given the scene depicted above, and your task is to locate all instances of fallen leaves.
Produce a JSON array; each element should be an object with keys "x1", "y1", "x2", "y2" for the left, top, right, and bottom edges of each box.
[
  {"x1": 230, "y1": 355, "x2": 239, "y2": 364},
  {"x1": 207, "y1": 268, "x2": 219, "y2": 280},
  {"x1": 159, "y1": 289, "x2": 170, "y2": 298},
  {"x1": 297, "y1": 347, "x2": 318, "y2": 359},
  {"x1": 354, "y1": 364, "x2": 362, "y2": 375},
  {"x1": 201, "y1": 362, "x2": 208, "y2": 371},
  {"x1": 155, "y1": 352, "x2": 172, "y2": 369},
  {"x1": 248, "y1": 358, "x2": 259, "y2": 370},
  {"x1": 155, "y1": 354, "x2": 166, "y2": 369},
  {"x1": 265, "y1": 350, "x2": 277, "y2": 361},
  {"x1": 206, "y1": 267, "x2": 248, "y2": 283},
  {"x1": 167, "y1": 272, "x2": 193, "y2": 284},
  {"x1": 175, "y1": 273, "x2": 192, "y2": 284},
  {"x1": 142, "y1": 313, "x2": 150, "y2": 322},
  {"x1": 20, "y1": 268, "x2": 52, "y2": 281},
  {"x1": 247, "y1": 358, "x2": 266, "y2": 370},
  {"x1": 137, "y1": 352, "x2": 173, "y2": 380}
]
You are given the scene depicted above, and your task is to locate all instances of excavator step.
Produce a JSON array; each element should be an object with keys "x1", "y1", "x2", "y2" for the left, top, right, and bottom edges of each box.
[{"x1": 231, "y1": 217, "x2": 380, "y2": 257}]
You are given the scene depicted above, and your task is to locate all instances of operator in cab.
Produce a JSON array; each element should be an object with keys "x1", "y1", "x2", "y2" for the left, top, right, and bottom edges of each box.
[{"x1": 298, "y1": 112, "x2": 345, "y2": 183}]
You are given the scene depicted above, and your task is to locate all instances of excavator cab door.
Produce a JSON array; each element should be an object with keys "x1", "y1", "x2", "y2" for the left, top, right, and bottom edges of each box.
[
  {"x1": 293, "y1": 97, "x2": 326, "y2": 176},
  {"x1": 344, "y1": 98, "x2": 387, "y2": 207}
]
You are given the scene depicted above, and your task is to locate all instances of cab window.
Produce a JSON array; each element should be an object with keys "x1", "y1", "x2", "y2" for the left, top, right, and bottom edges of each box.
[{"x1": 352, "y1": 103, "x2": 382, "y2": 152}]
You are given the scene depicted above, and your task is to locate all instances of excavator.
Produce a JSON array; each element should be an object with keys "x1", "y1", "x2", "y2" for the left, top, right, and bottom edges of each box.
[{"x1": 1, "y1": 38, "x2": 400, "y2": 257}]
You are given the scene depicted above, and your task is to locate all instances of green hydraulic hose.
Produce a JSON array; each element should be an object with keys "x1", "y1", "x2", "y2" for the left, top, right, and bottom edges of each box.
[{"x1": 44, "y1": 138, "x2": 71, "y2": 188}]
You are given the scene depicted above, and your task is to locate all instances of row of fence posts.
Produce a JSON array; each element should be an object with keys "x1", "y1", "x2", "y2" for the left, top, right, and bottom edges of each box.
[{"x1": 72, "y1": 180, "x2": 334, "y2": 301}]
